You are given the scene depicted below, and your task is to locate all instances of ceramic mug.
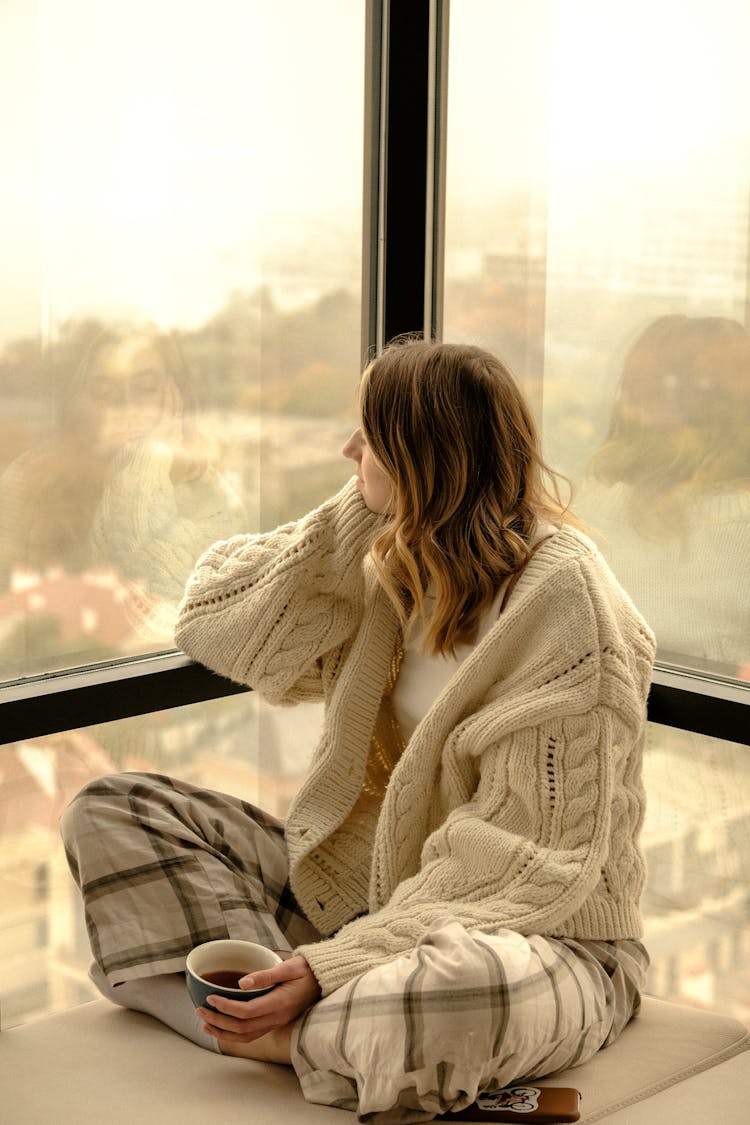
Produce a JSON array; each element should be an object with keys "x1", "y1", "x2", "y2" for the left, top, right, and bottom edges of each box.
[{"x1": 185, "y1": 938, "x2": 282, "y2": 1013}]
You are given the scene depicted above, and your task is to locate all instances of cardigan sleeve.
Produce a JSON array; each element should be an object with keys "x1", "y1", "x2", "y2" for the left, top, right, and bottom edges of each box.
[{"x1": 174, "y1": 479, "x2": 379, "y2": 704}]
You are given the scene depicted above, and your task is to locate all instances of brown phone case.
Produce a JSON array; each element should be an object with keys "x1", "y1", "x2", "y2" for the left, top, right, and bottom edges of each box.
[{"x1": 436, "y1": 1085, "x2": 581, "y2": 1123}]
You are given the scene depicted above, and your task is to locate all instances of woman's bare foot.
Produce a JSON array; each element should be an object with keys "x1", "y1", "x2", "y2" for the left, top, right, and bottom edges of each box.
[{"x1": 217, "y1": 1022, "x2": 293, "y2": 1065}]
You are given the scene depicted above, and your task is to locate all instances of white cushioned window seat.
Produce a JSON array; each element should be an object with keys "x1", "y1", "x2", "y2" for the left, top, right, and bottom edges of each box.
[{"x1": 1, "y1": 994, "x2": 748, "y2": 1123}]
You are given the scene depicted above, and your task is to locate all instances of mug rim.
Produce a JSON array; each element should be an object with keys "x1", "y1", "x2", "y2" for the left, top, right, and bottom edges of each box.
[{"x1": 185, "y1": 938, "x2": 281, "y2": 989}]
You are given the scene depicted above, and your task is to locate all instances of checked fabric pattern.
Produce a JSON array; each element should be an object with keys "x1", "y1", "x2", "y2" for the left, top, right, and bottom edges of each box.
[
  {"x1": 62, "y1": 772, "x2": 647, "y2": 1124},
  {"x1": 61, "y1": 772, "x2": 320, "y2": 983}
]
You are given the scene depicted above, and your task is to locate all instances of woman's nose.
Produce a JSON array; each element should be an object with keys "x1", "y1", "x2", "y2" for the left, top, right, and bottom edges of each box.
[{"x1": 342, "y1": 429, "x2": 362, "y2": 461}]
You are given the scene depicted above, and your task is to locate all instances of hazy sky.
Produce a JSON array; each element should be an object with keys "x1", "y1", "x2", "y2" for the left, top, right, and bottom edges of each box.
[
  {"x1": 2, "y1": 0, "x2": 748, "y2": 348},
  {"x1": 445, "y1": 1, "x2": 750, "y2": 248},
  {"x1": 1, "y1": 0, "x2": 365, "y2": 344}
]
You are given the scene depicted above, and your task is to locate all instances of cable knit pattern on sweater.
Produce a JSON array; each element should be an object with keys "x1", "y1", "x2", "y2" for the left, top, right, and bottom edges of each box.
[{"x1": 175, "y1": 479, "x2": 656, "y2": 997}]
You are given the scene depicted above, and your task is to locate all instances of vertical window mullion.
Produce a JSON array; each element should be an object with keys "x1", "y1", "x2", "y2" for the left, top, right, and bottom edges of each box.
[
  {"x1": 361, "y1": 0, "x2": 386, "y2": 360},
  {"x1": 363, "y1": 0, "x2": 450, "y2": 356},
  {"x1": 383, "y1": 0, "x2": 430, "y2": 343},
  {"x1": 424, "y1": 0, "x2": 449, "y2": 341}
]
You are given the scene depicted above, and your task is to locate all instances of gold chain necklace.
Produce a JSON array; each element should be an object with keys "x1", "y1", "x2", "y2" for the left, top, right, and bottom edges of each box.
[{"x1": 360, "y1": 630, "x2": 406, "y2": 799}]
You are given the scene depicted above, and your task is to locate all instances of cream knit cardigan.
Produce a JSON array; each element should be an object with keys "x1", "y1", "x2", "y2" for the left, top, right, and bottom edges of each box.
[{"x1": 175, "y1": 480, "x2": 656, "y2": 996}]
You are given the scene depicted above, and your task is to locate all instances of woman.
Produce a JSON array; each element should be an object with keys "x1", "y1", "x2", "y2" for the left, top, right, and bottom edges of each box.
[{"x1": 62, "y1": 339, "x2": 655, "y2": 1124}]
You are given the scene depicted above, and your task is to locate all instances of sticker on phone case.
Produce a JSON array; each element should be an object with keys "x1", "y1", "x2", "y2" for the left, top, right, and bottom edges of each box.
[{"x1": 475, "y1": 1087, "x2": 541, "y2": 1114}]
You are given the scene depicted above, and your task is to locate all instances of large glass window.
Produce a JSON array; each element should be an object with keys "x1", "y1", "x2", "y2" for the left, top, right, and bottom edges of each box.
[
  {"x1": 642, "y1": 724, "x2": 750, "y2": 1025},
  {"x1": 2, "y1": 0, "x2": 747, "y2": 1041},
  {"x1": 0, "y1": 691, "x2": 316, "y2": 1028},
  {"x1": 0, "y1": 0, "x2": 365, "y2": 1031},
  {"x1": 444, "y1": 2, "x2": 749, "y2": 1027},
  {"x1": 444, "y1": 0, "x2": 750, "y2": 681},
  {"x1": 0, "y1": 0, "x2": 365, "y2": 679}
]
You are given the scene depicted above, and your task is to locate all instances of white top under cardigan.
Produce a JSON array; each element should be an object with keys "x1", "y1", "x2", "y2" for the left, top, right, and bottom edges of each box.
[
  {"x1": 392, "y1": 598, "x2": 499, "y2": 740},
  {"x1": 393, "y1": 523, "x2": 555, "y2": 739},
  {"x1": 175, "y1": 479, "x2": 656, "y2": 997}
]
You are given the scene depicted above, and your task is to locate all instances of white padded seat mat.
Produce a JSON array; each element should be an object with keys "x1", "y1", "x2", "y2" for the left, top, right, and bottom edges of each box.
[
  {"x1": 1, "y1": 996, "x2": 748, "y2": 1124},
  {"x1": 540, "y1": 995, "x2": 749, "y2": 1122},
  {"x1": 0, "y1": 1001, "x2": 328, "y2": 1125}
]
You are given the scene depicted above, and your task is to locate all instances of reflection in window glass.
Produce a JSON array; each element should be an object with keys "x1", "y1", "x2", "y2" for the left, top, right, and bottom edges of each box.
[
  {"x1": 444, "y1": 0, "x2": 750, "y2": 679},
  {"x1": 0, "y1": 0, "x2": 364, "y2": 679},
  {"x1": 0, "y1": 690, "x2": 317, "y2": 1029}
]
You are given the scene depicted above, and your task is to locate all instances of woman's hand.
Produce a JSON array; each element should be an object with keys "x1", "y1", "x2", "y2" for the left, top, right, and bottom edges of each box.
[{"x1": 196, "y1": 954, "x2": 321, "y2": 1045}]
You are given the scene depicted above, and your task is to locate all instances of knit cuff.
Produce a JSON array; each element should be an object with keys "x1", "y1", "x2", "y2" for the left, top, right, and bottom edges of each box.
[{"x1": 296, "y1": 914, "x2": 417, "y2": 997}]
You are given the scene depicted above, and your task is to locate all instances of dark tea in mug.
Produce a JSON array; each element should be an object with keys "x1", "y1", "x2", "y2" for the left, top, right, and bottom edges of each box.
[
  {"x1": 201, "y1": 970, "x2": 248, "y2": 989},
  {"x1": 186, "y1": 939, "x2": 282, "y2": 1010}
]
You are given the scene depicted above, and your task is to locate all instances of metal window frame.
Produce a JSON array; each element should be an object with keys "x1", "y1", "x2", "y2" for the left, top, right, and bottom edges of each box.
[
  {"x1": 1, "y1": 0, "x2": 748, "y2": 752},
  {"x1": 362, "y1": 0, "x2": 449, "y2": 352},
  {"x1": 0, "y1": 654, "x2": 747, "y2": 747}
]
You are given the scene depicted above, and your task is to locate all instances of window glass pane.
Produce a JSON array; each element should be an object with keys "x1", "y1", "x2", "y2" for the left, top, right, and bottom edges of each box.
[
  {"x1": 444, "y1": 0, "x2": 750, "y2": 679},
  {"x1": 0, "y1": 0, "x2": 364, "y2": 679},
  {"x1": 3, "y1": 716, "x2": 747, "y2": 1029},
  {"x1": 642, "y1": 724, "x2": 750, "y2": 1025},
  {"x1": 0, "y1": 690, "x2": 315, "y2": 1029}
]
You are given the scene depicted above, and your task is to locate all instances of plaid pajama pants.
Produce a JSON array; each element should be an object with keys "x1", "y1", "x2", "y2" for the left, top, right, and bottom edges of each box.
[{"x1": 61, "y1": 773, "x2": 648, "y2": 1125}]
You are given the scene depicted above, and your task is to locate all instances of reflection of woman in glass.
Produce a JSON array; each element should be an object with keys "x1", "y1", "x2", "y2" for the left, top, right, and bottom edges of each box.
[
  {"x1": 64, "y1": 340, "x2": 655, "y2": 1122},
  {"x1": 579, "y1": 314, "x2": 750, "y2": 676},
  {"x1": 0, "y1": 324, "x2": 244, "y2": 651}
]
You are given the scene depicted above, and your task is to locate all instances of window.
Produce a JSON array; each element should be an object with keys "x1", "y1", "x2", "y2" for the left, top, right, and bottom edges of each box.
[
  {"x1": 0, "y1": 0, "x2": 366, "y2": 1028},
  {"x1": 444, "y1": 0, "x2": 750, "y2": 1027},
  {"x1": 1, "y1": 0, "x2": 748, "y2": 1033},
  {"x1": 642, "y1": 724, "x2": 750, "y2": 1024},
  {"x1": 0, "y1": 0, "x2": 365, "y2": 678},
  {"x1": 0, "y1": 694, "x2": 315, "y2": 1028},
  {"x1": 444, "y1": 0, "x2": 750, "y2": 680}
]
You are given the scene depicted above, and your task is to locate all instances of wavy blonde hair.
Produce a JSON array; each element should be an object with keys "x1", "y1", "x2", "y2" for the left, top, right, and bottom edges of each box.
[{"x1": 360, "y1": 338, "x2": 574, "y2": 654}]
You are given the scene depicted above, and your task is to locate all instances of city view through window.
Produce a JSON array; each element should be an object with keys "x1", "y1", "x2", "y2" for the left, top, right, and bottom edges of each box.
[
  {"x1": 1, "y1": 0, "x2": 748, "y2": 1032},
  {"x1": 1, "y1": 0, "x2": 365, "y2": 679}
]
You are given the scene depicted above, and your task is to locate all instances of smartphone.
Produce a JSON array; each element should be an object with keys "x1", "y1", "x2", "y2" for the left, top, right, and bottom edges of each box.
[{"x1": 437, "y1": 1085, "x2": 581, "y2": 1123}]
